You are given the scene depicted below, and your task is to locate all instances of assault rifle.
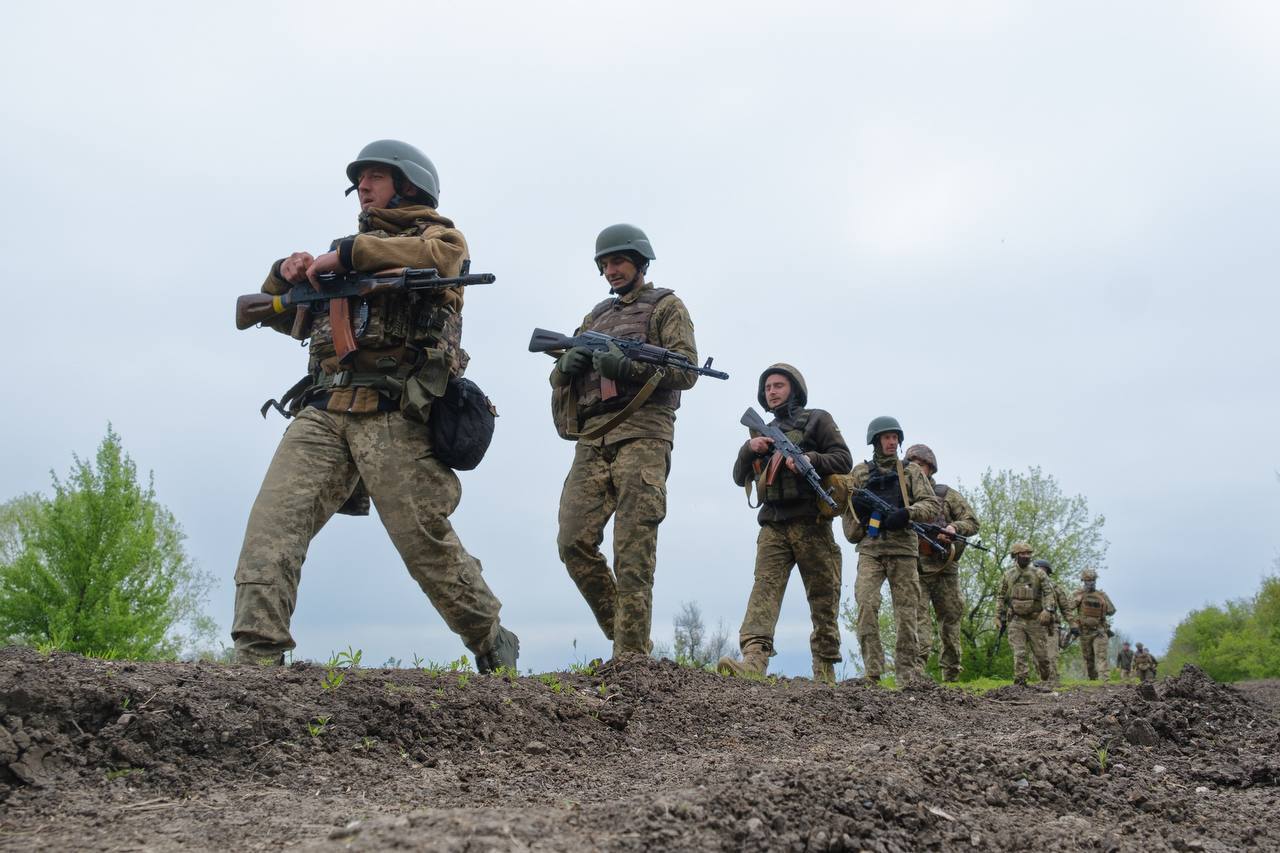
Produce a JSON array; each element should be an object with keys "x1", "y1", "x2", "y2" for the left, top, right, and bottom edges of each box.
[
  {"x1": 916, "y1": 522, "x2": 991, "y2": 552},
  {"x1": 236, "y1": 267, "x2": 495, "y2": 364},
  {"x1": 739, "y1": 407, "x2": 839, "y2": 512},
  {"x1": 850, "y1": 488, "x2": 950, "y2": 556},
  {"x1": 528, "y1": 328, "x2": 728, "y2": 401}
]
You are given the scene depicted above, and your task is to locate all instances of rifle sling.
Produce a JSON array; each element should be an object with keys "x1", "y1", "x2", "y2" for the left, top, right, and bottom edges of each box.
[{"x1": 568, "y1": 368, "x2": 665, "y2": 440}]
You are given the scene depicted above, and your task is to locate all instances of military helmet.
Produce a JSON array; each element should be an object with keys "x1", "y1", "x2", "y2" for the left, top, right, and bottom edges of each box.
[
  {"x1": 1009, "y1": 541, "x2": 1033, "y2": 557},
  {"x1": 1136, "y1": 643, "x2": 1144, "y2": 650},
  {"x1": 1081, "y1": 567, "x2": 1098, "y2": 581},
  {"x1": 865, "y1": 415, "x2": 904, "y2": 446},
  {"x1": 594, "y1": 224, "x2": 655, "y2": 272},
  {"x1": 1032, "y1": 558, "x2": 1053, "y2": 574},
  {"x1": 346, "y1": 139, "x2": 440, "y2": 207},
  {"x1": 904, "y1": 443, "x2": 937, "y2": 473},
  {"x1": 757, "y1": 363, "x2": 808, "y2": 410}
]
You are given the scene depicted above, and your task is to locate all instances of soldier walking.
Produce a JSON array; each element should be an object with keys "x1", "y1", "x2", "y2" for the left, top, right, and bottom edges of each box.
[
  {"x1": 1116, "y1": 640, "x2": 1135, "y2": 678},
  {"x1": 718, "y1": 365, "x2": 852, "y2": 682},
  {"x1": 1133, "y1": 643, "x2": 1158, "y2": 683},
  {"x1": 842, "y1": 417, "x2": 940, "y2": 684},
  {"x1": 550, "y1": 225, "x2": 699, "y2": 657},
  {"x1": 904, "y1": 444, "x2": 979, "y2": 682},
  {"x1": 232, "y1": 140, "x2": 518, "y2": 672},
  {"x1": 1033, "y1": 558, "x2": 1071, "y2": 685},
  {"x1": 996, "y1": 543, "x2": 1056, "y2": 685},
  {"x1": 1070, "y1": 567, "x2": 1117, "y2": 680}
]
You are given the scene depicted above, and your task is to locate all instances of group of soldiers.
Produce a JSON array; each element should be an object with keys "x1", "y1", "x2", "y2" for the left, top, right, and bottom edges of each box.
[{"x1": 230, "y1": 139, "x2": 1147, "y2": 687}]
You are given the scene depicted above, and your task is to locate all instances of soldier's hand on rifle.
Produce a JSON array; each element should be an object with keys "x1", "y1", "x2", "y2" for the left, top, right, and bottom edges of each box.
[
  {"x1": 937, "y1": 524, "x2": 957, "y2": 543},
  {"x1": 279, "y1": 251, "x2": 316, "y2": 284},
  {"x1": 851, "y1": 492, "x2": 876, "y2": 516},
  {"x1": 784, "y1": 452, "x2": 812, "y2": 474},
  {"x1": 882, "y1": 507, "x2": 910, "y2": 531},
  {"x1": 556, "y1": 347, "x2": 592, "y2": 377},
  {"x1": 306, "y1": 251, "x2": 346, "y2": 289},
  {"x1": 592, "y1": 342, "x2": 631, "y2": 380},
  {"x1": 748, "y1": 436, "x2": 773, "y2": 455}
]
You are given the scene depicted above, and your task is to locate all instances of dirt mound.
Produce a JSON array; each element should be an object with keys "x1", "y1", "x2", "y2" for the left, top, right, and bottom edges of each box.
[{"x1": 3, "y1": 648, "x2": 1279, "y2": 851}]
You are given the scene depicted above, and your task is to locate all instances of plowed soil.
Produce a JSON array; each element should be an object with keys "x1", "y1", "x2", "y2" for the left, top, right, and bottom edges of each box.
[{"x1": 1, "y1": 647, "x2": 1277, "y2": 852}]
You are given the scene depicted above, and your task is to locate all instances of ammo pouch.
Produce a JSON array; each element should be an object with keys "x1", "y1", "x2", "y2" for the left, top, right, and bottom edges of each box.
[
  {"x1": 818, "y1": 473, "x2": 854, "y2": 520},
  {"x1": 428, "y1": 376, "x2": 497, "y2": 471},
  {"x1": 400, "y1": 348, "x2": 452, "y2": 424},
  {"x1": 1080, "y1": 595, "x2": 1104, "y2": 629},
  {"x1": 1010, "y1": 582, "x2": 1038, "y2": 616}
]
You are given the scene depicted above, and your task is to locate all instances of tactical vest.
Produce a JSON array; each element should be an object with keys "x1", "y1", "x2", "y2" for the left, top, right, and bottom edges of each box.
[
  {"x1": 574, "y1": 287, "x2": 679, "y2": 417},
  {"x1": 1008, "y1": 568, "x2": 1043, "y2": 616},
  {"x1": 306, "y1": 222, "x2": 468, "y2": 379},
  {"x1": 1079, "y1": 591, "x2": 1106, "y2": 629},
  {"x1": 863, "y1": 461, "x2": 905, "y2": 511},
  {"x1": 760, "y1": 412, "x2": 812, "y2": 504}
]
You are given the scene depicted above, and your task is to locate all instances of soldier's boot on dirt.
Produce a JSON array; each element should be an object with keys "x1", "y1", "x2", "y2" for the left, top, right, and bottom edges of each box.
[
  {"x1": 1013, "y1": 675, "x2": 1028, "y2": 686},
  {"x1": 234, "y1": 650, "x2": 285, "y2": 666},
  {"x1": 476, "y1": 626, "x2": 520, "y2": 675},
  {"x1": 812, "y1": 658, "x2": 837, "y2": 684},
  {"x1": 942, "y1": 668, "x2": 962, "y2": 683},
  {"x1": 718, "y1": 643, "x2": 770, "y2": 678}
]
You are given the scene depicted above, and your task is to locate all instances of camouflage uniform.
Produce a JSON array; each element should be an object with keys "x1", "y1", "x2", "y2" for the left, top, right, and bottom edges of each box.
[
  {"x1": 233, "y1": 202, "x2": 510, "y2": 665},
  {"x1": 551, "y1": 282, "x2": 698, "y2": 656},
  {"x1": 1036, "y1": 563, "x2": 1072, "y2": 684},
  {"x1": 1133, "y1": 646, "x2": 1158, "y2": 683},
  {"x1": 997, "y1": 546, "x2": 1056, "y2": 684},
  {"x1": 912, "y1": 471, "x2": 979, "y2": 681},
  {"x1": 842, "y1": 449, "x2": 940, "y2": 681},
  {"x1": 1116, "y1": 643, "x2": 1135, "y2": 677},
  {"x1": 726, "y1": 365, "x2": 852, "y2": 681},
  {"x1": 1071, "y1": 572, "x2": 1116, "y2": 680}
]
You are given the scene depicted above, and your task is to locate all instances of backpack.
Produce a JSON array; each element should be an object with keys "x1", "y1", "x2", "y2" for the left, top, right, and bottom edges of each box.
[{"x1": 429, "y1": 376, "x2": 497, "y2": 471}]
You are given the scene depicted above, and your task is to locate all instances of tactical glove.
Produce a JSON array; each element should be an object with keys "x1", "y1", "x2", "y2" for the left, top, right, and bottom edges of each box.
[
  {"x1": 850, "y1": 493, "x2": 876, "y2": 516},
  {"x1": 1069, "y1": 627, "x2": 1080, "y2": 638},
  {"x1": 592, "y1": 342, "x2": 631, "y2": 380},
  {"x1": 556, "y1": 347, "x2": 592, "y2": 377},
  {"x1": 882, "y1": 508, "x2": 910, "y2": 531}
]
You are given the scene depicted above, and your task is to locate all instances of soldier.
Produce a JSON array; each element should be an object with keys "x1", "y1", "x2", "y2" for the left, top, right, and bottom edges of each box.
[
  {"x1": 1070, "y1": 567, "x2": 1117, "y2": 680},
  {"x1": 842, "y1": 417, "x2": 940, "y2": 684},
  {"x1": 996, "y1": 543, "x2": 1056, "y2": 686},
  {"x1": 1133, "y1": 642, "x2": 1158, "y2": 683},
  {"x1": 550, "y1": 225, "x2": 699, "y2": 657},
  {"x1": 718, "y1": 365, "x2": 852, "y2": 682},
  {"x1": 1116, "y1": 640, "x2": 1135, "y2": 678},
  {"x1": 232, "y1": 140, "x2": 518, "y2": 672},
  {"x1": 904, "y1": 444, "x2": 979, "y2": 683},
  {"x1": 1033, "y1": 558, "x2": 1072, "y2": 686}
]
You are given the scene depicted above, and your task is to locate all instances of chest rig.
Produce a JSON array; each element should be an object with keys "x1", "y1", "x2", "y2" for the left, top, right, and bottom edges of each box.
[
  {"x1": 1009, "y1": 568, "x2": 1044, "y2": 616},
  {"x1": 756, "y1": 412, "x2": 813, "y2": 504},
  {"x1": 1079, "y1": 591, "x2": 1106, "y2": 627},
  {"x1": 574, "y1": 287, "x2": 679, "y2": 417},
  {"x1": 863, "y1": 461, "x2": 906, "y2": 511}
]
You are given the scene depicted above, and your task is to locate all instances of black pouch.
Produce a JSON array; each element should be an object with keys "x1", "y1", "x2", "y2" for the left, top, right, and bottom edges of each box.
[{"x1": 429, "y1": 376, "x2": 497, "y2": 471}]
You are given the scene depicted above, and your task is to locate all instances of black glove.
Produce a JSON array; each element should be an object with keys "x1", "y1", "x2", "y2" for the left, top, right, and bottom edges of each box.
[
  {"x1": 556, "y1": 347, "x2": 592, "y2": 377},
  {"x1": 851, "y1": 493, "x2": 876, "y2": 516},
  {"x1": 882, "y1": 508, "x2": 910, "y2": 531}
]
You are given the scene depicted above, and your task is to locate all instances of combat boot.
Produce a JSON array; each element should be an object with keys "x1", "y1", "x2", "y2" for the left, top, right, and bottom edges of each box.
[
  {"x1": 718, "y1": 644, "x2": 769, "y2": 678},
  {"x1": 812, "y1": 658, "x2": 837, "y2": 684},
  {"x1": 476, "y1": 626, "x2": 520, "y2": 674}
]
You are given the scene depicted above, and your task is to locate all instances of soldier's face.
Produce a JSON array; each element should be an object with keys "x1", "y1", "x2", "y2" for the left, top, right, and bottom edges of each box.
[
  {"x1": 878, "y1": 433, "x2": 900, "y2": 455},
  {"x1": 763, "y1": 374, "x2": 792, "y2": 410},
  {"x1": 601, "y1": 254, "x2": 640, "y2": 291},
  {"x1": 1014, "y1": 554, "x2": 1031, "y2": 567},
  {"x1": 357, "y1": 166, "x2": 398, "y2": 210}
]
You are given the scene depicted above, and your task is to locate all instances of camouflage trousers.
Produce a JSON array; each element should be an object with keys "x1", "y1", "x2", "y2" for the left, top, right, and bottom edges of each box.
[
  {"x1": 1138, "y1": 667, "x2": 1156, "y2": 683},
  {"x1": 232, "y1": 407, "x2": 502, "y2": 662},
  {"x1": 1008, "y1": 616, "x2": 1052, "y2": 683},
  {"x1": 1043, "y1": 623, "x2": 1063, "y2": 682},
  {"x1": 557, "y1": 438, "x2": 670, "y2": 656},
  {"x1": 1081, "y1": 629, "x2": 1110, "y2": 680},
  {"x1": 915, "y1": 566, "x2": 964, "y2": 679},
  {"x1": 853, "y1": 553, "x2": 922, "y2": 680},
  {"x1": 738, "y1": 519, "x2": 843, "y2": 663}
]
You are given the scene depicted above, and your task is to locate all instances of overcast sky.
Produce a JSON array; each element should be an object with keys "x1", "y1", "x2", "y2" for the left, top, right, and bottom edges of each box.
[{"x1": 2, "y1": 3, "x2": 1277, "y2": 675}]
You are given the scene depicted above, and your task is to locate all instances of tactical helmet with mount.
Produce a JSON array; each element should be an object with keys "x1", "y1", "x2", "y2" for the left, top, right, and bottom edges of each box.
[
  {"x1": 1081, "y1": 567, "x2": 1098, "y2": 581},
  {"x1": 1032, "y1": 558, "x2": 1052, "y2": 573},
  {"x1": 346, "y1": 139, "x2": 440, "y2": 208},
  {"x1": 594, "y1": 223, "x2": 655, "y2": 273},
  {"x1": 904, "y1": 443, "x2": 937, "y2": 473},
  {"x1": 865, "y1": 415, "x2": 904, "y2": 446},
  {"x1": 1010, "y1": 541, "x2": 1033, "y2": 556}
]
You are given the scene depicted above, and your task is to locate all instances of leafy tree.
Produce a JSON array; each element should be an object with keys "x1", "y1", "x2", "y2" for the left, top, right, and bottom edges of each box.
[
  {"x1": 0, "y1": 426, "x2": 215, "y2": 659},
  {"x1": 667, "y1": 601, "x2": 735, "y2": 668},
  {"x1": 1162, "y1": 566, "x2": 1280, "y2": 681}
]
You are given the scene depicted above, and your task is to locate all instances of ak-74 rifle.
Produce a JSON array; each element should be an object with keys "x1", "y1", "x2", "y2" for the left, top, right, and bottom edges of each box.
[
  {"x1": 739, "y1": 407, "x2": 840, "y2": 513},
  {"x1": 236, "y1": 266, "x2": 494, "y2": 364},
  {"x1": 850, "y1": 488, "x2": 950, "y2": 556},
  {"x1": 915, "y1": 522, "x2": 991, "y2": 552},
  {"x1": 527, "y1": 327, "x2": 728, "y2": 401}
]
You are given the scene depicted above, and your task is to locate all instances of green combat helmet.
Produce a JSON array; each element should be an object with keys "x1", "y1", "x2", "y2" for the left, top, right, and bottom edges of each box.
[
  {"x1": 1010, "y1": 542, "x2": 1033, "y2": 557},
  {"x1": 345, "y1": 139, "x2": 440, "y2": 207},
  {"x1": 865, "y1": 415, "x2": 903, "y2": 446},
  {"x1": 594, "y1": 223, "x2": 656, "y2": 273},
  {"x1": 904, "y1": 443, "x2": 937, "y2": 473}
]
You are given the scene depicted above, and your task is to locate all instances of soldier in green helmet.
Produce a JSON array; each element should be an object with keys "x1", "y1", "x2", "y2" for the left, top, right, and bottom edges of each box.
[
  {"x1": 718, "y1": 364, "x2": 852, "y2": 683},
  {"x1": 1070, "y1": 567, "x2": 1117, "y2": 680},
  {"x1": 996, "y1": 543, "x2": 1055, "y2": 686},
  {"x1": 551, "y1": 224, "x2": 700, "y2": 657},
  {"x1": 842, "y1": 416, "x2": 940, "y2": 684},
  {"x1": 231, "y1": 140, "x2": 519, "y2": 673}
]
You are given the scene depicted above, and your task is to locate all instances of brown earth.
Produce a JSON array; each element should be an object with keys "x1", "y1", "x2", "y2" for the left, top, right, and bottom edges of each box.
[{"x1": 1, "y1": 647, "x2": 1278, "y2": 852}]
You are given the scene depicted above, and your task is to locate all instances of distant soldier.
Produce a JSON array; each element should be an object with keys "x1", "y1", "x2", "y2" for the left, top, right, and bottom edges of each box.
[
  {"x1": 996, "y1": 543, "x2": 1056, "y2": 686},
  {"x1": 551, "y1": 224, "x2": 699, "y2": 657},
  {"x1": 1133, "y1": 643, "x2": 1158, "y2": 683},
  {"x1": 719, "y1": 364, "x2": 852, "y2": 682},
  {"x1": 1070, "y1": 567, "x2": 1117, "y2": 680},
  {"x1": 1116, "y1": 641, "x2": 1135, "y2": 678},
  {"x1": 1032, "y1": 558, "x2": 1071, "y2": 686},
  {"x1": 905, "y1": 444, "x2": 979, "y2": 682},
  {"x1": 842, "y1": 417, "x2": 940, "y2": 684}
]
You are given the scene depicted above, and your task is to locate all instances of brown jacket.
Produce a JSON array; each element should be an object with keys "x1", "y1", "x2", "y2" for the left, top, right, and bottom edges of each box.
[{"x1": 732, "y1": 407, "x2": 852, "y2": 524}]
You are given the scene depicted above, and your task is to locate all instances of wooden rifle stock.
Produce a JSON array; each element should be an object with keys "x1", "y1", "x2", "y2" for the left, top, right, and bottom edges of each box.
[{"x1": 329, "y1": 297, "x2": 358, "y2": 364}]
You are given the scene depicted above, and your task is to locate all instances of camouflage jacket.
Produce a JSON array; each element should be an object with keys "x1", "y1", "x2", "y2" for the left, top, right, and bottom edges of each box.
[
  {"x1": 1116, "y1": 647, "x2": 1135, "y2": 670},
  {"x1": 1071, "y1": 588, "x2": 1117, "y2": 632},
  {"x1": 998, "y1": 564, "x2": 1053, "y2": 621},
  {"x1": 841, "y1": 454, "x2": 940, "y2": 557},
  {"x1": 919, "y1": 476, "x2": 980, "y2": 573},
  {"x1": 1134, "y1": 651, "x2": 1158, "y2": 672}
]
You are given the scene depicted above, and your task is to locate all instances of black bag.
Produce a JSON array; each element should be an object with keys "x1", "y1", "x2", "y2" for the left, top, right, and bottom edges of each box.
[{"x1": 429, "y1": 377, "x2": 497, "y2": 471}]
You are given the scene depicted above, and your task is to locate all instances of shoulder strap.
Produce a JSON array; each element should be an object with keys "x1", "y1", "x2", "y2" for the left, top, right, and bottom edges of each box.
[
  {"x1": 567, "y1": 368, "x2": 665, "y2": 440},
  {"x1": 894, "y1": 458, "x2": 911, "y2": 506}
]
